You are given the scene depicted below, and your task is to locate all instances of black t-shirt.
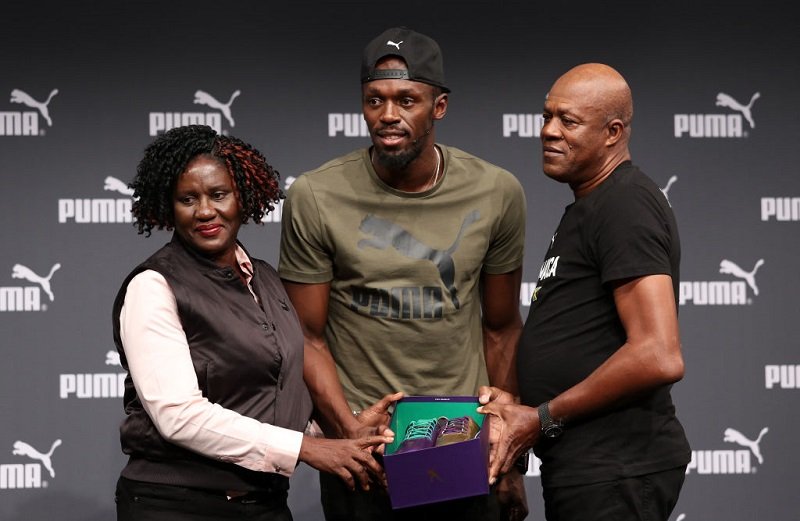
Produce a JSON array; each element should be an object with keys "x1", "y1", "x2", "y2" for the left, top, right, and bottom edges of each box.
[{"x1": 517, "y1": 162, "x2": 690, "y2": 487}]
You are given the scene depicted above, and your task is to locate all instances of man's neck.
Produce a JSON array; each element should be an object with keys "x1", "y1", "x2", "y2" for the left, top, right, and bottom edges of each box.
[
  {"x1": 371, "y1": 144, "x2": 442, "y2": 192},
  {"x1": 571, "y1": 152, "x2": 630, "y2": 199}
]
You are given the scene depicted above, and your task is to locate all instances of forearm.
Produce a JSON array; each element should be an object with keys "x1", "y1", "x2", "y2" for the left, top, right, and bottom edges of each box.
[
  {"x1": 480, "y1": 268, "x2": 524, "y2": 396},
  {"x1": 283, "y1": 280, "x2": 360, "y2": 438},
  {"x1": 483, "y1": 319, "x2": 522, "y2": 396},
  {"x1": 550, "y1": 274, "x2": 684, "y2": 424},
  {"x1": 548, "y1": 336, "x2": 682, "y2": 425},
  {"x1": 304, "y1": 341, "x2": 361, "y2": 439}
]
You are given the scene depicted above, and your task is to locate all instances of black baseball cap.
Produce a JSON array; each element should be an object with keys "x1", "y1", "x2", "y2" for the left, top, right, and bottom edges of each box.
[{"x1": 361, "y1": 27, "x2": 450, "y2": 93}]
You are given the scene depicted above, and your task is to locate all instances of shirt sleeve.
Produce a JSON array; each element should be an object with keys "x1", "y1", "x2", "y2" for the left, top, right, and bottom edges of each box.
[
  {"x1": 593, "y1": 183, "x2": 674, "y2": 285},
  {"x1": 119, "y1": 269, "x2": 303, "y2": 477},
  {"x1": 278, "y1": 174, "x2": 334, "y2": 283},
  {"x1": 483, "y1": 170, "x2": 527, "y2": 274}
]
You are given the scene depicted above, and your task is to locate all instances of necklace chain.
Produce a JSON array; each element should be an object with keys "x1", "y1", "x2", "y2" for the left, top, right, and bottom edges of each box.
[
  {"x1": 370, "y1": 145, "x2": 442, "y2": 191},
  {"x1": 427, "y1": 145, "x2": 442, "y2": 190}
]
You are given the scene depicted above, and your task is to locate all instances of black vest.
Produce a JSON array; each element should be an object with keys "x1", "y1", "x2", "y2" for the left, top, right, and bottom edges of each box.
[{"x1": 113, "y1": 235, "x2": 312, "y2": 490}]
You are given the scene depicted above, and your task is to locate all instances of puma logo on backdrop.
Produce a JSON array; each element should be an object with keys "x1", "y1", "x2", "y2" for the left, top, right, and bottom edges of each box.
[
  {"x1": 674, "y1": 90, "x2": 761, "y2": 138},
  {"x1": 105, "y1": 350, "x2": 121, "y2": 366},
  {"x1": 103, "y1": 176, "x2": 134, "y2": 196},
  {"x1": 10, "y1": 88, "x2": 59, "y2": 126},
  {"x1": 719, "y1": 258, "x2": 764, "y2": 296},
  {"x1": 660, "y1": 175, "x2": 677, "y2": 203},
  {"x1": 357, "y1": 211, "x2": 480, "y2": 310},
  {"x1": 193, "y1": 90, "x2": 241, "y2": 127},
  {"x1": 11, "y1": 263, "x2": 61, "y2": 301},
  {"x1": 716, "y1": 92, "x2": 761, "y2": 128},
  {"x1": 12, "y1": 439, "x2": 62, "y2": 478},
  {"x1": 724, "y1": 427, "x2": 769, "y2": 464}
]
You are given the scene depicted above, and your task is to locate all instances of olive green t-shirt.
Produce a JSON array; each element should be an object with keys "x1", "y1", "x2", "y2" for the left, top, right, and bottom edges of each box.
[{"x1": 279, "y1": 145, "x2": 526, "y2": 410}]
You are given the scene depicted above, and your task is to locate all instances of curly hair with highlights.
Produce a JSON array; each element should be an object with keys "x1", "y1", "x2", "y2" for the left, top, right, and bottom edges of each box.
[{"x1": 130, "y1": 125, "x2": 284, "y2": 236}]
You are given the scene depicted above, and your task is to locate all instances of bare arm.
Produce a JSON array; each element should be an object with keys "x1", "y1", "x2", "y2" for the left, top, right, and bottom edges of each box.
[
  {"x1": 479, "y1": 267, "x2": 530, "y2": 516},
  {"x1": 546, "y1": 273, "x2": 684, "y2": 425},
  {"x1": 480, "y1": 267, "x2": 523, "y2": 396},
  {"x1": 480, "y1": 273, "x2": 684, "y2": 479},
  {"x1": 283, "y1": 280, "x2": 361, "y2": 439}
]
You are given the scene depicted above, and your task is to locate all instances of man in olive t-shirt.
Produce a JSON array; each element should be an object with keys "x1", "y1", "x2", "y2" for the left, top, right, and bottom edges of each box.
[{"x1": 279, "y1": 26, "x2": 528, "y2": 521}]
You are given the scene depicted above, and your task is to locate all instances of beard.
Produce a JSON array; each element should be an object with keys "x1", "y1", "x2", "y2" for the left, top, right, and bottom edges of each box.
[{"x1": 372, "y1": 132, "x2": 426, "y2": 171}]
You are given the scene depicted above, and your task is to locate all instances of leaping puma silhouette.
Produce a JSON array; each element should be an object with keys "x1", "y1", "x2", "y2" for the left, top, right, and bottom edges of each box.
[
  {"x1": 358, "y1": 210, "x2": 481, "y2": 309},
  {"x1": 105, "y1": 350, "x2": 121, "y2": 366},
  {"x1": 426, "y1": 468, "x2": 442, "y2": 482},
  {"x1": 724, "y1": 427, "x2": 769, "y2": 464},
  {"x1": 716, "y1": 92, "x2": 760, "y2": 129},
  {"x1": 193, "y1": 90, "x2": 240, "y2": 127},
  {"x1": 12, "y1": 439, "x2": 62, "y2": 478},
  {"x1": 10, "y1": 88, "x2": 59, "y2": 126},
  {"x1": 719, "y1": 258, "x2": 764, "y2": 296},
  {"x1": 386, "y1": 40, "x2": 403, "y2": 49},
  {"x1": 11, "y1": 263, "x2": 61, "y2": 301},
  {"x1": 660, "y1": 175, "x2": 678, "y2": 203},
  {"x1": 103, "y1": 176, "x2": 134, "y2": 196}
]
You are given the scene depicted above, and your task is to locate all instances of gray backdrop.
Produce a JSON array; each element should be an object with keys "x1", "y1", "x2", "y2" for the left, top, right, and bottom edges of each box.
[{"x1": 1, "y1": 1, "x2": 798, "y2": 520}]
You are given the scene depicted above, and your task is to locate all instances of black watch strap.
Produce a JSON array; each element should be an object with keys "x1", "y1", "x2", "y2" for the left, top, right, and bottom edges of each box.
[{"x1": 538, "y1": 401, "x2": 564, "y2": 438}]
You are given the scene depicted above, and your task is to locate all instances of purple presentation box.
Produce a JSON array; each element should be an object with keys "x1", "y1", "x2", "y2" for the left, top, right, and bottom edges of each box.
[{"x1": 384, "y1": 396, "x2": 490, "y2": 509}]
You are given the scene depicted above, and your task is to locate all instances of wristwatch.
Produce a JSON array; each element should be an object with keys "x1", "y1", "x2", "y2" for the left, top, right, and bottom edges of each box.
[{"x1": 538, "y1": 401, "x2": 564, "y2": 438}]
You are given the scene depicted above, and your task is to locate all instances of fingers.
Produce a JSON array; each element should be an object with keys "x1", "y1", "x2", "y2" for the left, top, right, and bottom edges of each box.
[
  {"x1": 478, "y1": 386, "x2": 516, "y2": 406},
  {"x1": 346, "y1": 442, "x2": 388, "y2": 490},
  {"x1": 358, "y1": 434, "x2": 395, "y2": 449},
  {"x1": 497, "y1": 451, "x2": 514, "y2": 476},
  {"x1": 359, "y1": 452, "x2": 388, "y2": 487},
  {"x1": 478, "y1": 385, "x2": 496, "y2": 404},
  {"x1": 337, "y1": 468, "x2": 357, "y2": 491},
  {"x1": 381, "y1": 391, "x2": 404, "y2": 407},
  {"x1": 369, "y1": 391, "x2": 403, "y2": 412},
  {"x1": 373, "y1": 425, "x2": 394, "y2": 455},
  {"x1": 357, "y1": 433, "x2": 394, "y2": 459},
  {"x1": 487, "y1": 437, "x2": 499, "y2": 472},
  {"x1": 332, "y1": 442, "x2": 387, "y2": 491},
  {"x1": 476, "y1": 401, "x2": 494, "y2": 416},
  {"x1": 349, "y1": 460, "x2": 374, "y2": 491},
  {"x1": 357, "y1": 392, "x2": 403, "y2": 431},
  {"x1": 488, "y1": 437, "x2": 510, "y2": 485}
]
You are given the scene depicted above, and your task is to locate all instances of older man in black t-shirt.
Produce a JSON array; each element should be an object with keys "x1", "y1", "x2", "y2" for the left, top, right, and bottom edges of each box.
[{"x1": 479, "y1": 63, "x2": 690, "y2": 521}]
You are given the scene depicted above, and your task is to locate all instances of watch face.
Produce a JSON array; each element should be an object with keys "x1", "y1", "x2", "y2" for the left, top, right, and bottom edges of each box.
[{"x1": 544, "y1": 424, "x2": 563, "y2": 438}]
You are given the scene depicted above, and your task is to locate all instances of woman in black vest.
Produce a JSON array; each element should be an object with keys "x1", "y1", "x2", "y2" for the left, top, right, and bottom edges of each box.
[{"x1": 113, "y1": 125, "x2": 394, "y2": 521}]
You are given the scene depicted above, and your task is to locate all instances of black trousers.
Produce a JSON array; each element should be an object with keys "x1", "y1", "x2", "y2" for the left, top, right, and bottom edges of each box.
[
  {"x1": 542, "y1": 466, "x2": 687, "y2": 521},
  {"x1": 115, "y1": 476, "x2": 292, "y2": 521},
  {"x1": 319, "y1": 471, "x2": 500, "y2": 521}
]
